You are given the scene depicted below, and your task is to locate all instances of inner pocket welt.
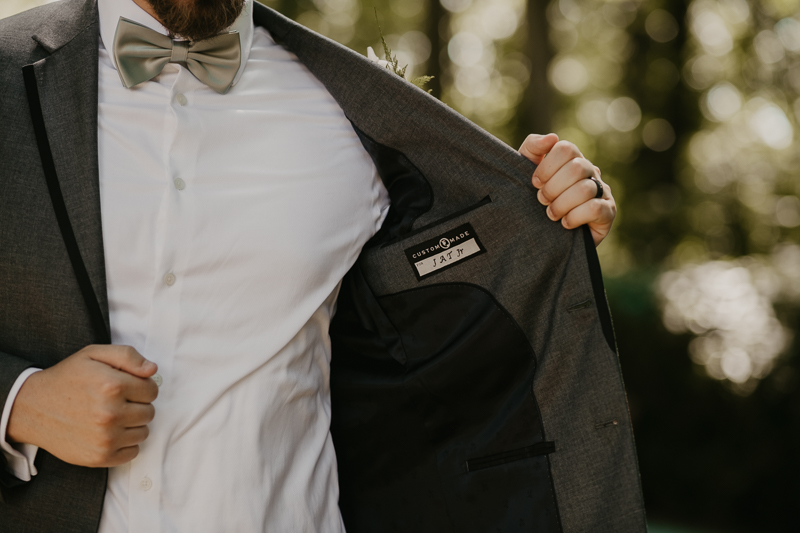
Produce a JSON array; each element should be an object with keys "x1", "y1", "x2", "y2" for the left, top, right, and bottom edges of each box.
[
  {"x1": 466, "y1": 441, "x2": 555, "y2": 472},
  {"x1": 381, "y1": 195, "x2": 492, "y2": 248}
]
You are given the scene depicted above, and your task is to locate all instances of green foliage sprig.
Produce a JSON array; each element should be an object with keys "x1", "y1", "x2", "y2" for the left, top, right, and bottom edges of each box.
[{"x1": 374, "y1": 9, "x2": 434, "y2": 93}]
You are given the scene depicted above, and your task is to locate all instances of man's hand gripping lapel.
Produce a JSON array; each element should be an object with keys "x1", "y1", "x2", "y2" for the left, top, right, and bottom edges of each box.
[{"x1": 518, "y1": 133, "x2": 617, "y2": 247}]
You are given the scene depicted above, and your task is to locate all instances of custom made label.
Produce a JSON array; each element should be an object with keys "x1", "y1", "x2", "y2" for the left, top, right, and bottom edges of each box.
[{"x1": 404, "y1": 223, "x2": 486, "y2": 280}]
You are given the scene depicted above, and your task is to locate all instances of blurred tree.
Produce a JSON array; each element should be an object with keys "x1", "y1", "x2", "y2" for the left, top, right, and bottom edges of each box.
[
  {"x1": 425, "y1": 0, "x2": 446, "y2": 98},
  {"x1": 518, "y1": 0, "x2": 556, "y2": 136}
]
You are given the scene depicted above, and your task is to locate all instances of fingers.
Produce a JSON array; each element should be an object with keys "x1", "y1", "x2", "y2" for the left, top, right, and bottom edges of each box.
[
  {"x1": 121, "y1": 373, "x2": 160, "y2": 404},
  {"x1": 560, "y1": 198, "x2": 615, "y2": 245},
  {"x1": 109, "y1": 445, "x2": 141, "y2": 466},
  {"x1": 544, "y1": 177, "x2": 605, "y2": 222},
  {"x1": 106, "y1": 425, "x2": 150, "y2": 467},
  {"x1": 537, "y1": 157, "x2": 597, "y2": 206},
  {"x1": 121, "y1": 402, "x2": 156, "y2": 428},
  {"x1": 526, "y1": 136, "x2": 616, "y2": 246},
  {"x1": 86, "y1": 345, "x2": 157, "y2": 379},
  {"x1": 541, "y1": 173, "x2": 616, "y2": 246},
  {"x1": 531, "y1": 139, "x2": 583, "y2": 188},
  {"x1": 119, "y1": 425, "x2": 150, "y2": 447},
  {"x1": 90, "y1": 362, "x2": 159, "y2": 405},
  {"x1": 87, "y1": 407, "x2": 152, "y2": 467},
  {"x1": 518, "y1": 133, "x2": 559, "y2": 165}
]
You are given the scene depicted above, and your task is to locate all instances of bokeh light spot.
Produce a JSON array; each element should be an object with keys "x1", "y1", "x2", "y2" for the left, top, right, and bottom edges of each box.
[
  {"x1": 776, "y1": 17, "x2": 800, "y2": 51},
  {"x1": 753, "y1": 30, "x2": 785, "y2": 64},
  {"x1": 558, "y1": 0, "x2": 582, "y2": 23},
  {"x1": 577, "y1": 98, "x2": 610, "y2": 134},
  {"x1": 718, "y1": 0, "x2": 750, "y2": 24},
  {"x1": 441, "y1": 0, "x2": 472, "y2": 14},
  {"x1": 642, "y1": 118, "x2": 676, "y2": 151},
  {"x1": 607, "y1": 97, "x2": 642, "y2": 132},
  {"x1": 721, "y1": 348, "x2": 753, "y2": 383},
  {"x1": 659, "y1": 260, "x2": 790, "y2": 386},
  {"x1": 776, "y1": 196, "x2": 800, "y2": 227},
  {"x1": 686, "y1": 54, "x2": 723, "y2": 90},
  {"x1": 480, "y1": 4, "x2": 520, "y2": 40},
  {"x1": 448, "y1": 31, "x2": 484, "y2": 67},
  {"x1": 455, "y1": 65, "x2": 491, "y2": 97},
  {"x1": 706, "y1": 82, "x2": 742, "y2": 121},
  {"x1": 749, "y1": 103, "x2": 794, "y2": 149},
  {"x1": 390, "y1": 0, "x2": 424, "y2": 18},
  {"x1": 691, "y1": 10, "x2": 733, "y2": 56},
  {"x1": 646, "y1": 9, "x2": 680, "y2": 43},
  {"x1": 399, "y1": 31, "x2": 432, "y2": 64},
  {"x1": 548, "y1": 56, "x2": 588, "y2": 95},
  {"x1": 602, "y1": 2, "x2": 636, "y2": 28}
]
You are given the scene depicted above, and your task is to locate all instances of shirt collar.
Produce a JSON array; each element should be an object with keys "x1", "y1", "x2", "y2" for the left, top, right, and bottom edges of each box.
[{"x1": 98, "y1": 0, "x2": 254, "y2": 87}]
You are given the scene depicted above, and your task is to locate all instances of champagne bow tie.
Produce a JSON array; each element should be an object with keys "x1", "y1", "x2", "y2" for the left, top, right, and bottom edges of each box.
[{"x1": 112, "y1": 17, "x2": 241, "y2": 94}]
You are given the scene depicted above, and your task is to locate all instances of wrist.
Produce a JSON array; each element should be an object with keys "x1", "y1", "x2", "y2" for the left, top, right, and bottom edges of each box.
[{"x1": 6, "y1": 369, "x2": 46, "y2": 446}]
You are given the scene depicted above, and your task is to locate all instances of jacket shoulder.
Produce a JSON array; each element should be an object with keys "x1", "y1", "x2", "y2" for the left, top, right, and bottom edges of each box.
[
  {"x1": 0, "y1": 3, "x2": 57, "y2": 64},
  {"x1": 0, "y1": 0, "x2": 95, "y2": 67}
]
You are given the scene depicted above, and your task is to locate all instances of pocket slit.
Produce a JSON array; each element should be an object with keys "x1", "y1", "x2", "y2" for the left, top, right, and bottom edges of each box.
[
  {"x1": 381, "y1": 195, "x2": 492, "y2": 248},
  {"x1": 465, "y1": 440, "x2": 555, "y2": 472}
]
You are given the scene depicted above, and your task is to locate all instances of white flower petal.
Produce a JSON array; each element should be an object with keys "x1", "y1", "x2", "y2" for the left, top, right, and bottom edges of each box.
[{"x1": 366, "y1": 46, "x2": 391, "y2": 69}]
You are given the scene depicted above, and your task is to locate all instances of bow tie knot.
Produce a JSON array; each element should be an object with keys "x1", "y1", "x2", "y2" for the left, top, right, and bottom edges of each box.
[
  {"x1": 170, "y1": 40, "x2": 190, "y2": 63},
  {"x1": 113, "y1": 17, "x2": 242, "y2": 94}
]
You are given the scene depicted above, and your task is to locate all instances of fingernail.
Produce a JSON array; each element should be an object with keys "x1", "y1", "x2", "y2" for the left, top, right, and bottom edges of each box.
[
  {"x1": 538, "y1": 191, "x2": 550, "y2": 206},
  {"x1": 546, "y1": 207, "x2": 556, "y2": 221},
  {"x1": 532, "y1": 177, "x2": 542, "y2": 188},
  {"x1": 143, "y1": 360, "x2": 156, "y2": 371},
  {"x1": 562, "y1": 219, "x2": 570, "y2": 229}
]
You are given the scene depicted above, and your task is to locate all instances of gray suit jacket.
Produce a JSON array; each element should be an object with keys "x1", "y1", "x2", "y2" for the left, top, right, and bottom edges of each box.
[{"x1": 0, "y1": 0, "x2": 646, "y2": 531}]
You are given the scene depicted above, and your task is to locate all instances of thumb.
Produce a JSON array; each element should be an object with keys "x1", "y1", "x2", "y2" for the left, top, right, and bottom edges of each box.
[
  {"x1": 518, "y1": 133, "x2": 559, "y2": 165},
  {"x1": 87, "y1": 345, "x2": 157, "y2": 379}
]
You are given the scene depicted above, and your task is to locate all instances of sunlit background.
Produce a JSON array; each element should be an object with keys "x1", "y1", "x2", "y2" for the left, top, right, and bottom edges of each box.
[{"x1": 4, "y1": 0, "x2": 799, "y2": 531}]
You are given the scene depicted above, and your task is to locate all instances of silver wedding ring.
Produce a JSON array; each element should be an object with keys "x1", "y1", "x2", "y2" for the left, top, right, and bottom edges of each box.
[{"x1": 588, "y1": 176, "x2": 603, "y2": 199}]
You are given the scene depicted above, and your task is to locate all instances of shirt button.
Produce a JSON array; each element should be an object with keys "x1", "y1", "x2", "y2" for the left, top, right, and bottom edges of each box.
[
  {"x1": 139, "y1": 477, "x2": 153, "y2": 491},
  {"x1": 152, "y1": 373, "x2": 163, "y2": 387},
  {"x1": 164, "y1": 273, "x2": 176, "y2": 286},
  {"x1": 174, "y1": 177, "x2": 186, "y2": 190},
  {"x1": 176, "y1": 93, "x2": 188, "y2": 106}
]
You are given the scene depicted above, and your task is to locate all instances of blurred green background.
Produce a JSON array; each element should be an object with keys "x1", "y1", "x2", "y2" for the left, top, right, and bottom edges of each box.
[{"x1": 4, "y1": 0, "x2": 799, "y2": 531}]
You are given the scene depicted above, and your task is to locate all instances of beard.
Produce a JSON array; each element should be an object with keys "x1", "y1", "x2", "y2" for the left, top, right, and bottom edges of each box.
[{"x1": 148, "y1": 0, "x2": 246, "y2": 42}]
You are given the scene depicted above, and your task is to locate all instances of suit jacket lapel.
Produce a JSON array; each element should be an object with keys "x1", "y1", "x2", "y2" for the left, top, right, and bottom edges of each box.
[{"x1": 25, "y1": 0, "x2": 109, "y2": 336}]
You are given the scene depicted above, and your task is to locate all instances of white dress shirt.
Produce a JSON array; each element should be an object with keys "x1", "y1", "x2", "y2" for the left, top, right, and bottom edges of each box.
[{"x1": 0, "y1": 0, "x2": 390, "y2": 531}]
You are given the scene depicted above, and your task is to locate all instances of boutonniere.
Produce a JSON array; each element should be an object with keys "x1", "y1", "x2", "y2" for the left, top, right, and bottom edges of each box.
[{"x1": 367, "y1": 10, "x2": 435, "y2": 93}]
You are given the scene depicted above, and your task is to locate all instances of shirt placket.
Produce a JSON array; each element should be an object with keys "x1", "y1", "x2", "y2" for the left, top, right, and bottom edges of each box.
[{"x1": 128, "y1": 64, "x2": 199, "y2": 533}]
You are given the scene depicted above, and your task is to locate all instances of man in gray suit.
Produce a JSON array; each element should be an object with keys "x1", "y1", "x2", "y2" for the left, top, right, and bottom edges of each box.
[{"x1": 0, "y1": 0, "x2": 642, "y2": 531}]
